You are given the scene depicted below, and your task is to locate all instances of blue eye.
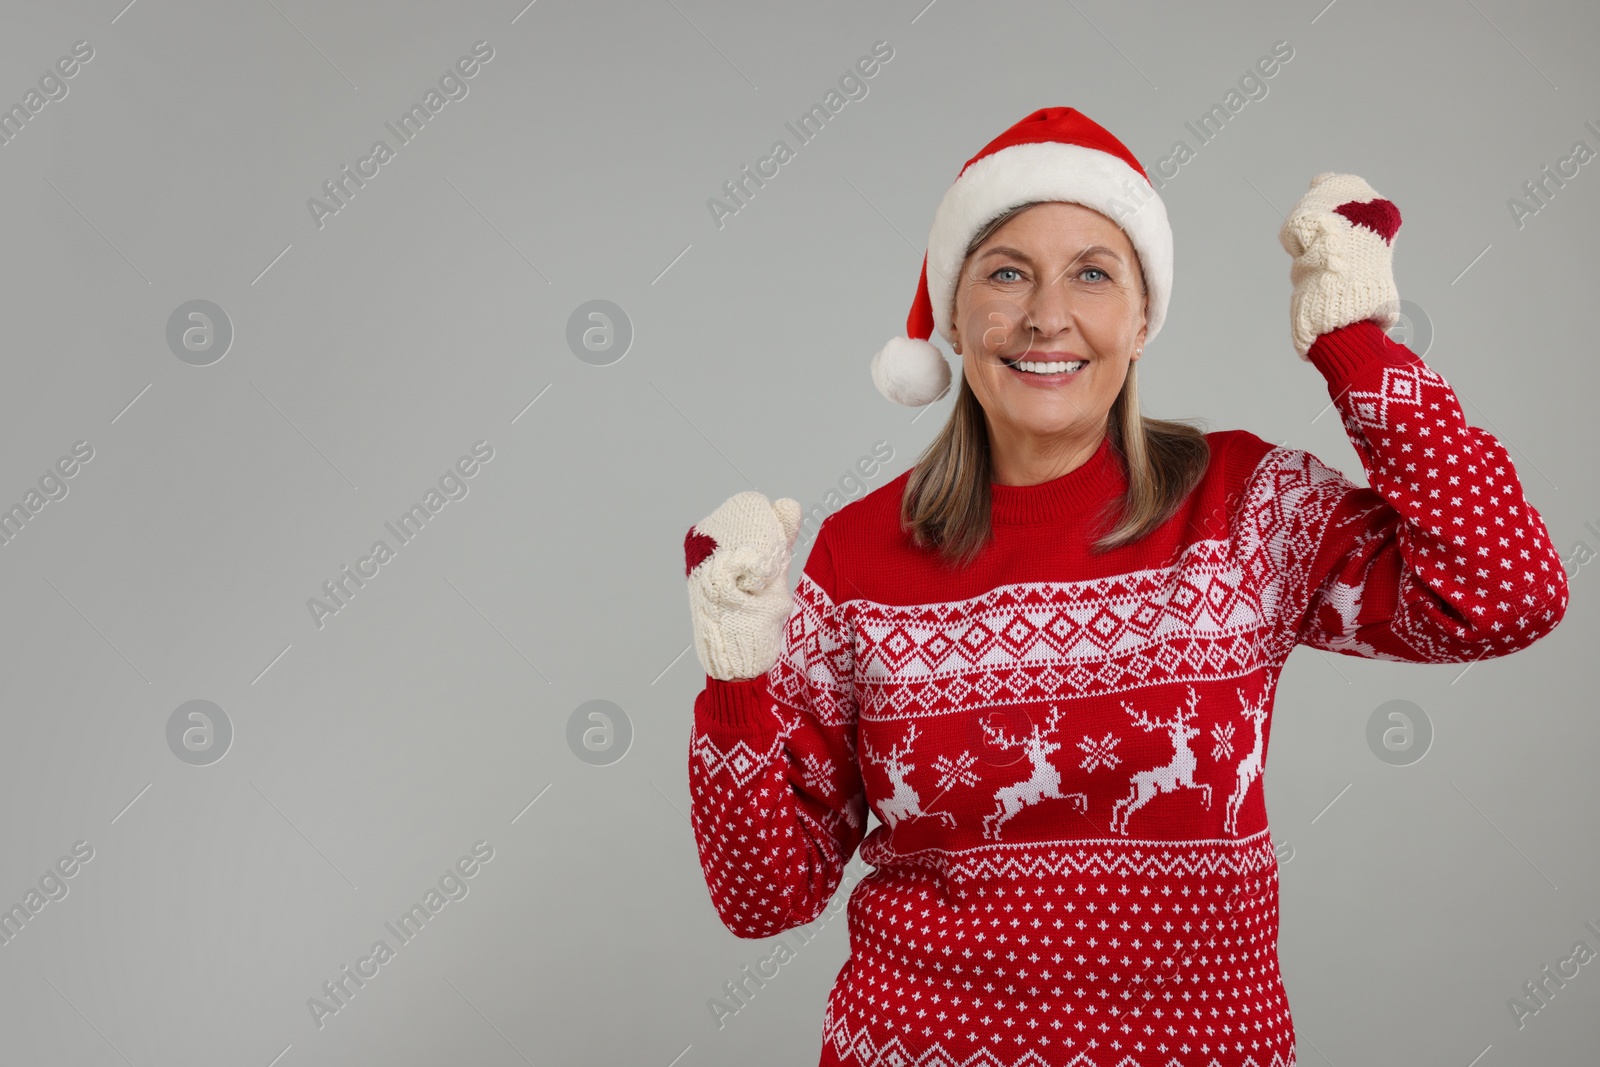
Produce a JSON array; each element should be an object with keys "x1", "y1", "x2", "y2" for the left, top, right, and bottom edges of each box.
[{"x1": 989, "y1": 265, "x2": 1110, "y2": 283}]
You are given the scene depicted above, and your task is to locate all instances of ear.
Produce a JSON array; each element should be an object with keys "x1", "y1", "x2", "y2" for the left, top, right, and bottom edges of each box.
[
  {"x1": 1130, "y1": 294, "x2": 1149, "y2": 362},
  {"x1": 949, "y1": 294, "x2": 963, "y2": 355}
]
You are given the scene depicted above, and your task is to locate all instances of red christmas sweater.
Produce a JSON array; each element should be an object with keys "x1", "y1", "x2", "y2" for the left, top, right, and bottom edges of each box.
[{"x1": 687, "y1": 321, "x2": 1568, "y2": 1067}]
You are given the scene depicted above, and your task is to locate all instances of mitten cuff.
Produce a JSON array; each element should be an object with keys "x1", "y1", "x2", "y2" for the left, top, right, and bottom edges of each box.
[{"x1": 1292, "y1": 278, "x2": 1401, "y2": 359}]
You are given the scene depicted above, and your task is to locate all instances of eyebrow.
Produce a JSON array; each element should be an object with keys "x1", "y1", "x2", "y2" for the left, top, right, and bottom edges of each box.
[{"x1": 978, "y1": 244, "x2": 1125, "y2": 265}]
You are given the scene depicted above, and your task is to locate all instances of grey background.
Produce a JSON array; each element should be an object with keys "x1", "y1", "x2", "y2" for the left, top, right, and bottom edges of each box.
[{"x1": 0, "y1": 0, "x2": 1595, "y2": 1064}]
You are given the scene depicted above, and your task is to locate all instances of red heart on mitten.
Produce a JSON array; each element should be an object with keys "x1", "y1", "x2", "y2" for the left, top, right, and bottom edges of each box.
[
  {"x1": 684, "y1": 528, "x2": 719, "y2": 576},
  {"x1": 1333, "y1": 198, "x2": 1401, "y2": 244}
]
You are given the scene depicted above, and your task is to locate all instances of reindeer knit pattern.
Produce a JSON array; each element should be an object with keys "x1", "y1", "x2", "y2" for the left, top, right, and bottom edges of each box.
[{"x1": 687, "y1": 321, "x2": 1568, "y2": 1067}]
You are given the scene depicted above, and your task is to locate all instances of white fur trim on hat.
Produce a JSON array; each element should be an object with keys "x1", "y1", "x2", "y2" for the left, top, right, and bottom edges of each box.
[
  {"x1": 871, "y1": 336, "x2": 950, "y2": 408},
  {"x1": 925, "y1": 142, "x2": 1172, "y2": 346}
]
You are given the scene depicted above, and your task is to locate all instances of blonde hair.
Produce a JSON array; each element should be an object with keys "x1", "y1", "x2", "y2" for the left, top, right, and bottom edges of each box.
[{"x1": 900, "y1": 201, "x2": 1210, "y2": 568}]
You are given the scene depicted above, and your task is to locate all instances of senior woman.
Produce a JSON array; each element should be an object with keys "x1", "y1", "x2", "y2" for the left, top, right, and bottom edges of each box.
[{"x1": 681, "y1": 108, "x2": 1568, "y2": 1067}]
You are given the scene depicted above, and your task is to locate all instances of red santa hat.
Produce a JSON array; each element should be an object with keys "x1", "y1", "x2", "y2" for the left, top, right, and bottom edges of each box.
[{"x1": 871, "y1": 106, "x2": 1173, "y2": 407}]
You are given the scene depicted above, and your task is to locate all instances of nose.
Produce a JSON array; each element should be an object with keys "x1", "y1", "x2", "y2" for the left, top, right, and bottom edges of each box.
[{"x1": 1023, "y1": 269, "x2": 1076, "y2": 338}]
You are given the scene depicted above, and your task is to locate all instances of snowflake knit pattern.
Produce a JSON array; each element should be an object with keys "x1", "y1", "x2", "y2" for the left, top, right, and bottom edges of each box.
[{"x1": 687, "y1": 320, "x2": 1568, "y2": 1067}]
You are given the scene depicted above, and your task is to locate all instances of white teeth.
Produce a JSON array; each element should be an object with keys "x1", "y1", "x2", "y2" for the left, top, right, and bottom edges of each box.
[{"x1": 1011, "y1": 359, "x2": 1087, "y2": 374}]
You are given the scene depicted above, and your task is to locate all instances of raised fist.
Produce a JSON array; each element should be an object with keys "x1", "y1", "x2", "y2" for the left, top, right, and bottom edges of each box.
[
  {"x1": 1279, "y1": 172, "x2": 1402, "y2": 359},
  {"x1": 684, "y1": 491, "x2": 804, "y2": 682}
]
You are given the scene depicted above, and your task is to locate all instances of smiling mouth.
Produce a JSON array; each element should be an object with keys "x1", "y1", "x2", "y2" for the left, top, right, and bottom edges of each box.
[{"x1": 1000, "y1": 355, "x2": 1089, "y2": 375}]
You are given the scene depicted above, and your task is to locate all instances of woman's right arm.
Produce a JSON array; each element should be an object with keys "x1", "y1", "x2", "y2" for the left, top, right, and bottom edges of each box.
[{"x1": 685, "y1": 514, "x2": 867, "y2": 939}]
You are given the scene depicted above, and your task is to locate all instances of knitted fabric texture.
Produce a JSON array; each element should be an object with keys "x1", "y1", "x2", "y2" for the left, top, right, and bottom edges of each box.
[
  {"x1": 687, "y1": 321, "x2": 1568, "y2": 1067},
  {"x1": 1279, "y1": 173, "x2": 1403, "y2": 358},
  {"x1": 686, "y1": 491, "x2": 803, "y2": 682}
]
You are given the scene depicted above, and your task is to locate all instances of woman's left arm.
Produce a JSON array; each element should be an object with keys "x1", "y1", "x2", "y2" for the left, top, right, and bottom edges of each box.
[
  {"x1": 1275, "y1": 174, "x2": 1570, "y2": 662},
  {"x1": 1292, "y1": 320, "x2": 1568, "y2": 661}
]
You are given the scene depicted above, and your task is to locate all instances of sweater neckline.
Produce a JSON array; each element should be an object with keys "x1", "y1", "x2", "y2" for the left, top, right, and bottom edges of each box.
[{"x1": 988, "y1": 433, "x2": 1126, "y2": 526}]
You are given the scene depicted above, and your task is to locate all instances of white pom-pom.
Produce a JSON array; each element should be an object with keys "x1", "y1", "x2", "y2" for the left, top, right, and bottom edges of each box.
[{"x1": 870, "y1": 336, "x2": 950, "y2": 407}]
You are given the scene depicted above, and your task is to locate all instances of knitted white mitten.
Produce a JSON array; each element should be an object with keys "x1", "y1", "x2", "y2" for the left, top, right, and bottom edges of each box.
[
  {"x1": 684, "y1": 491, "x2": 803, "y2": 682},
  {"x1": 1278, "y1": 172, "x2": 1403, "y2": 359}
]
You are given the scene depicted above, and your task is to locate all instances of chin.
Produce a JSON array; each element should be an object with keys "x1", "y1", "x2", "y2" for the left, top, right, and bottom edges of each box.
[{"x1": 1006, "y1": 405, "x2": 1086, "y2": 432}]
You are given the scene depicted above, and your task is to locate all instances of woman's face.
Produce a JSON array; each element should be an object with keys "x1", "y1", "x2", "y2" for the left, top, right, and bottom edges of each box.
[{"x1": 951, "y1": 201, "x2": 1147, "y2": 461}]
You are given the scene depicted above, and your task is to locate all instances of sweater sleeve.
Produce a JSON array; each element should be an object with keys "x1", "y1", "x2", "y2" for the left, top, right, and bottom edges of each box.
[
  {"x1": 687, "y1": 515, "x2": 867, "y2": 939},
  {"x1": 1275, "y1": 319, "x2": 1569, "y2": 663}
]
